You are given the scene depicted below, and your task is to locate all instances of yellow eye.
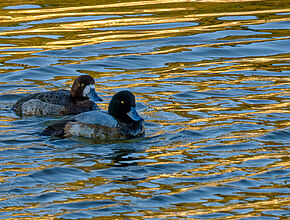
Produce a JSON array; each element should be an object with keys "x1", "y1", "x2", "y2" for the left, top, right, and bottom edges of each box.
[
  {"x1": 81, "y1": 83, "x2": 85, "y2": 87},
  {"x1": 121, "y1": 100, "x2": 125, "y2": 104}
]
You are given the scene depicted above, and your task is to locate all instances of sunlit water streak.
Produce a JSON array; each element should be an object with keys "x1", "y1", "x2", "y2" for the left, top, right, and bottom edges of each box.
[{"x1": 0, "y1": 0, "x2": 289, "y2": 219}]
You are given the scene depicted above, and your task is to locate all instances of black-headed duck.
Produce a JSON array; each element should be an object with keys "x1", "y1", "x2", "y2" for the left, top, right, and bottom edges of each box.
[{"x1": 42, "y1": 90, "x2": 145, "y2": 141}]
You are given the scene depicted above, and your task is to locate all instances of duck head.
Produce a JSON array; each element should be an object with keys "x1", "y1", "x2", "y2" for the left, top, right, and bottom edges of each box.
[
  {"x1": 70, "y1": 75, "x2": 103, "y2": 102},
  {"x1": 108, "y1": 90, "x2": 143, "y2": 124}
]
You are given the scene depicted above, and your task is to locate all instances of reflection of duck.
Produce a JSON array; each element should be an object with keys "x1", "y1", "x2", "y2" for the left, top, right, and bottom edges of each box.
[
  {"x1": 42, "y1": 90, "x2": 145, "y2": 141},
  {"x1": 13, "y1": 75, "x2": 103, "y2": 116},
  {"x1": 111, "y1": 148, "x2": 139, "y2": 167}
]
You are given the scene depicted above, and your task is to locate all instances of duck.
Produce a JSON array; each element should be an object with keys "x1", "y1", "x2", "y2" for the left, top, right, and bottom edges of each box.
[
  {"x1": 13, "y1": 75, "x2": 103, "y2": 116},
  {"x1": 42, "y1": 90, "x2": 145, "y2": 141}
]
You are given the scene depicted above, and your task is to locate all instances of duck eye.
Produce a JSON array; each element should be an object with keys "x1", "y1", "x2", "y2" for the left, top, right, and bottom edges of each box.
[
  {"x1": 121, "y1": 100, "x2": 125, "y2": 104},
  {"x1": 81, "y1": 83, "x2": 85, "y2": 87}
]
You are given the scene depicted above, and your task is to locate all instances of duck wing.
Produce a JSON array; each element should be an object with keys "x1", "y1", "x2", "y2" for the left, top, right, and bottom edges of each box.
[
  {"x1": 14, "y1": 90, "x2": 70, "y2": 109},
  {"x1": 74, "y1": 110, "x2": 118, "y2": 128}
]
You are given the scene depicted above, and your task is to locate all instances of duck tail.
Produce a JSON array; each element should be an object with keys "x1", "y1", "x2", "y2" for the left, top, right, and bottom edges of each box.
[{"x1": 41, "y1": 120, "x2": 75, "y2": 137}]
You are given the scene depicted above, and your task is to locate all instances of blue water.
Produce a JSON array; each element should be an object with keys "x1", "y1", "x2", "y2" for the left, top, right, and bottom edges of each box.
[{"x1": 0, "y1": 0, "x2": 289, "y2": 219}]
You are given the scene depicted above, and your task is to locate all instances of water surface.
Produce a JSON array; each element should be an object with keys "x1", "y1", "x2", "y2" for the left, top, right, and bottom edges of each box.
[{"x1": 0, "y1": 0, "x2": 289, "y2": 219}]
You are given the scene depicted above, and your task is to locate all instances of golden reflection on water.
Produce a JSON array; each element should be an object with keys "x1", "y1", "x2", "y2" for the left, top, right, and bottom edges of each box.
[
  {"x1": 0, "y1": 0, "x2": 289, "y2": 219},
  {"x1": 0, "y1": 1, "x2": 289, "y2": 51}
]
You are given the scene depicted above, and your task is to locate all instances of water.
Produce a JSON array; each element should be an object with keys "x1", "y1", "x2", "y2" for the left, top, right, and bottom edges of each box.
[{"x1": 0, "y1": 0, "x2": 289, "y2": 219}]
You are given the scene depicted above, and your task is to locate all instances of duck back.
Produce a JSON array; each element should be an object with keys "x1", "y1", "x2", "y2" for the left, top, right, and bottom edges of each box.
[
  {"x1": 14, "y1": 90, "x2": 97, "y2": 116},
  {"x1": 74, "y1": 110, "x2": 118, "y2": 127},
  {"x1": 64, "y1": 110, "x2": 144, "y2": 141}
]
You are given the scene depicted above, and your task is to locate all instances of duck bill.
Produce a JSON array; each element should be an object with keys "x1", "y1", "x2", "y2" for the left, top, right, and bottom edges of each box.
[
  {"x1": 127, "y1": 107, "x2": 144, "y2": 122},
  {"x1": 87, "y1": 88, "x2": 103, "y2": 102}
]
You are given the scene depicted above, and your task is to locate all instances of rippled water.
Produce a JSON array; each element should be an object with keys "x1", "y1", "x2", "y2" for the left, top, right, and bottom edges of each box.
[{"x1": 0, "y1": 0, "x2": 289, "y2": 219}]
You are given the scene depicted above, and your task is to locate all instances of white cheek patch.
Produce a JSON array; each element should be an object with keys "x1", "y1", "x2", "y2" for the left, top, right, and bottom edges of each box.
[{"x1": 83, "y1": 84, "x2": 95, "y2": 97}]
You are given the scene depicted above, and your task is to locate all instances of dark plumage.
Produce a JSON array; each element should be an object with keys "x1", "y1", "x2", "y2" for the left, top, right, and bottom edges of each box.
[
  {"x1": 13, "y1": 75, "x2": 102, "y2": 116},
  {"x1": 42, "y1": 119, "x2": 76, "y2": 137},
  {"x1": 42, "y1": 90, "x2": 145, "y2": 141}
]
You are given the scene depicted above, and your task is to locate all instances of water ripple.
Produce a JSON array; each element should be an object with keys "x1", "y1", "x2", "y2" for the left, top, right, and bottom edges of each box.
[{"x1": 0, "y1": 0, "x2": 289, "y2": 219}]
